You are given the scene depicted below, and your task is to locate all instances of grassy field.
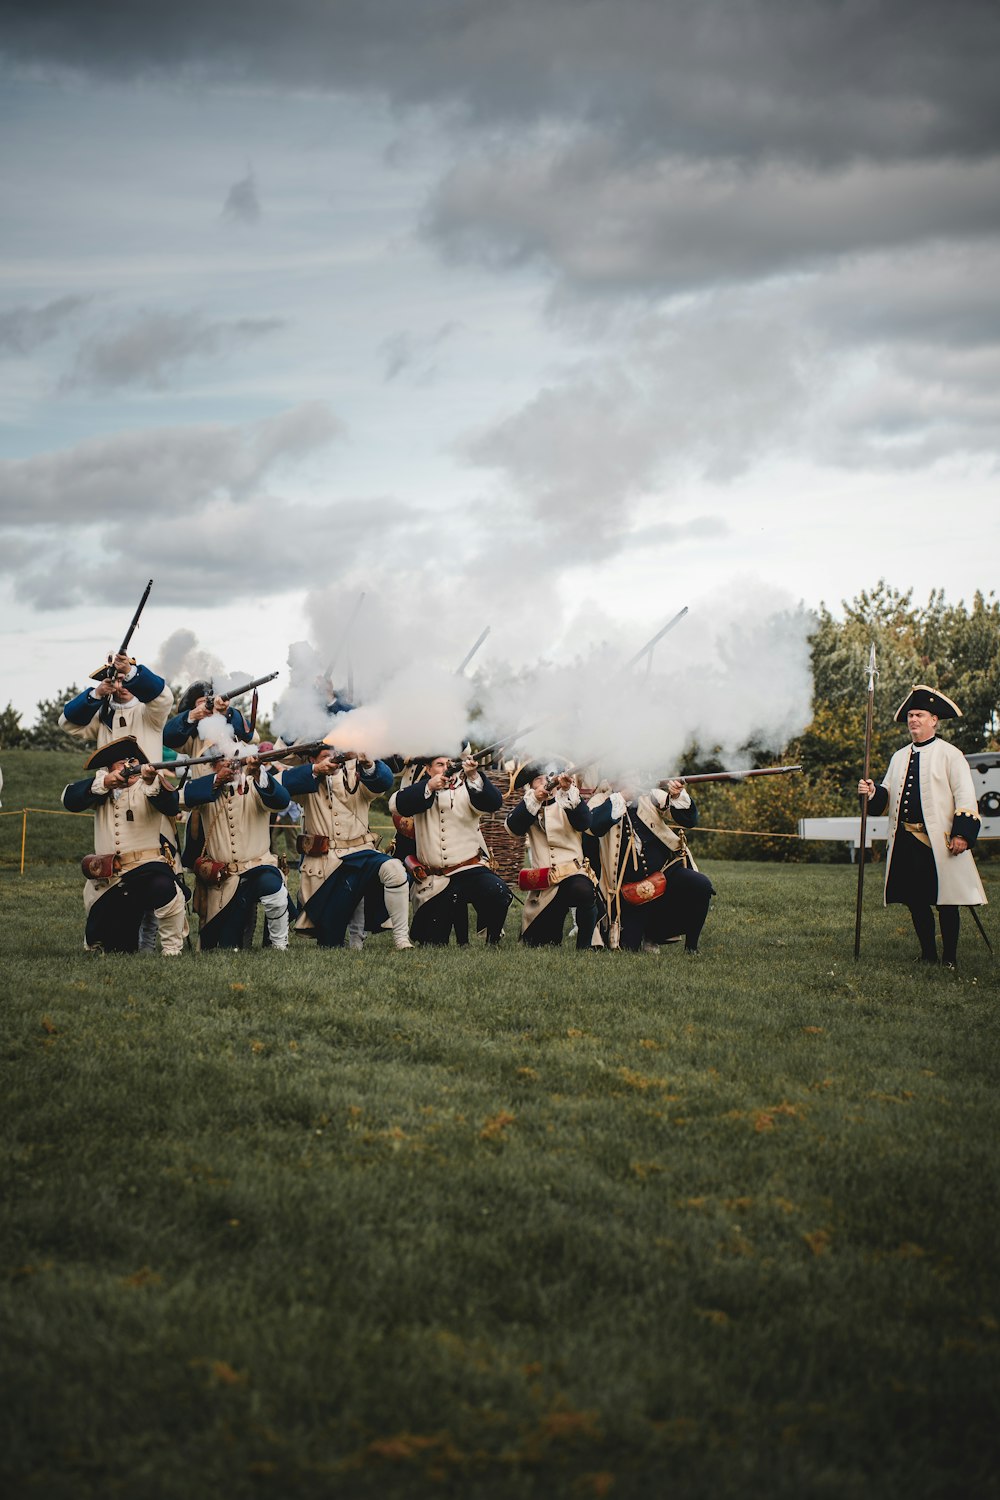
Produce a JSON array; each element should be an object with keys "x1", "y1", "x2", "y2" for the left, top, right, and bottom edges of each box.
[{"x1": 2, "y1": 752, "x2": 999, "y2": 1498}]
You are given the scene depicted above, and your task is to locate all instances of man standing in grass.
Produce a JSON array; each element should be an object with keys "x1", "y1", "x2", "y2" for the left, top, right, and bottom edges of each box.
[
  {"x1": 62, "y1": 737, "x2": 188, "y2": 956},
  {"x1": 278, "y1": 746, "x2": 412, "y2": 950},
  {"x1": 858, "y1": 685, "x2": 986, "y2": 968},
  {"x1": 587, "y1": 775, "x2": 713, "y2": 954},
  {"x1": 179, "y1": 751, "x2": 293, "y2": 950},
  {"x1": 392, "y1": 754, "x2": 512, "y2": 945}
]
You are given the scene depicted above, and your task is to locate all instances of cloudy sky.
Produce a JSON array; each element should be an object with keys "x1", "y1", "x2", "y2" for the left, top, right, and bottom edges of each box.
[{"x1": 2, "y1": 0, "x2": 999, "y2": 724}]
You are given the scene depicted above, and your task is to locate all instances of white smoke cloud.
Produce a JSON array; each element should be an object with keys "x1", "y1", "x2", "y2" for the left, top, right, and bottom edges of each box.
[
  {"x1": 474, "y1": 582, "x2": 814, "y2": 779},
  {"x1": 271, "y1": 579, "x2": 813, "y2": 778},
  {"x1": 324, "y1": 665, "x2": 472, "y2": 760},
  {"x1": 152, "y1": 628, "x2": 253, "y2": 697}
]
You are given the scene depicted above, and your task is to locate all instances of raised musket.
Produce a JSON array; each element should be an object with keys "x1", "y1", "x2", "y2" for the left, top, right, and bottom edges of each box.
[{"x1": 92, "y1": 578, "x2": 154, "y2": 681}]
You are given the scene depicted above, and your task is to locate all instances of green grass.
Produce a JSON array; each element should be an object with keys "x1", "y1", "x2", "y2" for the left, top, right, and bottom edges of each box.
[{"x1": 2, "y1": 752, "x2": 999, "y2": 1497}]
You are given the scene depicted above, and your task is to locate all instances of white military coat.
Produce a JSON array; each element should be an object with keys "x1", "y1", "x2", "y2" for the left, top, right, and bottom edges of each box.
[{"x1": 879, "y1": 737, "x2": 987, "y2": 907}]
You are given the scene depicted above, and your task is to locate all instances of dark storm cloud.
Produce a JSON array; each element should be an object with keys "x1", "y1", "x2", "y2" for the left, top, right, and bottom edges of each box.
[
  {"x1": 65, "y1": 309, "x2": 284, "y2": 390},
  {"x1": 0, "y1": 295, "x2": 89, "y2": 354},
  {"x1": 3, "y1": 0, "x2": 998, "y2": 168},
  {"x1": 0, "y1": 402, "x2": 343, "y2": 526},
  {"x1": 424, "y1": 149, "x2": 1000, "y2": 298}
]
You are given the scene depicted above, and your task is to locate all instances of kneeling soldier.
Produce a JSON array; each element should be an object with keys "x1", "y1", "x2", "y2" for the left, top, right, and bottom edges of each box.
[
  {"x1": 279, "y1": 746, "x2": 412, "y2": 949},
  {"x1": 180, "y1": 752, "x2": 292, "y2": 950},
  {"x1": 588, "y1": 776, "x2": 713, "y2": 953},
  {"x1": 392, "y1": 754, "x2": 512, "y2": 945},
  {"x1": 62, "y1": 737, "x2": 188, "y2": 956},
  {"x1": 506, "y1": 763, "x2": 598, "y2": 949}
]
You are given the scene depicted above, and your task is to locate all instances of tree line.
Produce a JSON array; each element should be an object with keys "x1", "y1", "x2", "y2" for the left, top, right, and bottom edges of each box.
[{"x1": 3, "y1": 582, "x2": 997, "y2": 860}]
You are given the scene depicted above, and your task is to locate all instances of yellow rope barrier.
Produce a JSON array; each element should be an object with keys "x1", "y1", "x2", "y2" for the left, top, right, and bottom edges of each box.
[
  {"x1": 689, "y1": 825, "x2": 801, "y2": 839},
  {"x1": 0, "y1": 806, "x2": 92, "y2": 875}
]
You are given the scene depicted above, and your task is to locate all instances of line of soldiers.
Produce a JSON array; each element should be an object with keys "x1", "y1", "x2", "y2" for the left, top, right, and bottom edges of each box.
[
  {"x1": 58, "y1": 657, "x2": 715, "y2": 956},
  {"x1": 59, "y1": 661, "x2": 987, "y2": 966}
]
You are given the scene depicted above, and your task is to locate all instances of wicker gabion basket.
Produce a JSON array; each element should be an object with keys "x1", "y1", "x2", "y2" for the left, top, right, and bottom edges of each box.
[{"x1": 479, "y1": 769, "x2": 527, "y2": 886}]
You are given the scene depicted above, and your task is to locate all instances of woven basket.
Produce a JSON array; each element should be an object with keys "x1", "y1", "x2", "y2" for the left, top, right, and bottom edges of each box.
[{"x1": 479, "y1": 770, "x2": 527, "y2": 886}]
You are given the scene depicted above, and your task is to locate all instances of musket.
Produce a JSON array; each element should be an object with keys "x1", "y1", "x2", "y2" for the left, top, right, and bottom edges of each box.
[
  {"x1": 93, "y1": 578, "x2": 154, "y2": 681},
  {"x1": 216, "y1": 671, "x2": 280, "y2": 700},
  {"x1": 455, "y1": 626, "x2": 491, "y2": 677},
  {"x1": 89, "y1": 749, "x2": 226, "y2": 779},
  {"x1": 624, "y1": 607, "x2": 689, "y2": 672},
  {"x1": 657, "y1": 764, "x2": 802, "y2": 788},
  {"x1": 855, "y1": 643, "x2": 878, "y2": 961},
  {"x1": 106, "y1": 739, "x2": 338, "y2": 780}
]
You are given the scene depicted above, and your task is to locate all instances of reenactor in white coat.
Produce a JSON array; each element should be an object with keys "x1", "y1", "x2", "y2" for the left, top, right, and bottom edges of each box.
[
  {"x1": 61, "y1": 737, "x2": 188, "y2": 955},
  {"x1": 180, "y1": 753, "x2": 292, "y2": 950},
  {"x1": 392, "y1": 755, "x2": 512, "y2": 945},
  {"x1": 279, "y1": 748, "x2": 412, "y2": 949},
  {"x1": 859, "y1": 685, "x2": 987, "y2": 967},
  {"x1": 505, "y1": 763, "x2": 598, "y2": 949},
  {"x1": 588, "y1": 777, "x2": 713, "y2": 953},
  {"x1": 60, "y1": 653, "x2": 173, "y2": 764}
]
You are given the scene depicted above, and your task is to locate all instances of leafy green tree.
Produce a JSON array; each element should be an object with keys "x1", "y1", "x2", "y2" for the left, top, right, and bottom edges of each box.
[
  {"x1": 27, "y1": 685, "x2": 84, "y2": 750},
  {"x1": 803, "y1": 581, "x2": 1000, "y2": 786},
  {"x1": 0, "y1": 703, "x2": 28, "y2": 749}
]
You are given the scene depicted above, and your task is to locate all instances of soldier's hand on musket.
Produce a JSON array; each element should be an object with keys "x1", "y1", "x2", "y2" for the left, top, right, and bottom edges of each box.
[
  {"x1": 665, "y1": 778, "x2": 685, "y2": 799},
  {"x1": 139, "y1": 764, "x2": 160, "y2": 785},
  {"x1": 213, "y1": 760, "x2": 238, "y2": 787},
  {"x1": 312, "y1": 750, "x2": 341, "y2": 776},
  {"x1": 462, "y1": 756, "x2": 480, "y2": 781},
  {"x1": 106, "y1": 760, "x2": 141, "y2": 789},
  {"x1": 241, "y1": 755, "x2": 260, "y2": 777},
  {"x1": 554, "y1": 772, "x2": 576, "y2": 792},
  {"x1": 426, "y1": 767, "x2": 449, "y2": 792},
  {"x1": 111, "y1": 652, "x2": 133, "y2": 677},
  {"x1": 530, "y1": 774, "x2": 550, "y2": 799},
  {"x1": 94, "y1": 676, "x2": 117, "y2": 699},
  {"x1": 858, "y1": 778, "x2": 877, "y2": 798},
  {"x1": 189, "y1": 697, "x2": 214, "y2": 722}
]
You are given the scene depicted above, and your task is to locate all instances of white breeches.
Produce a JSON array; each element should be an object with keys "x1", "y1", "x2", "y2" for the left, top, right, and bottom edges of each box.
[
  {"x1": 260, "y1": 887, "x2": 289, "y2": 950},
  {"x1": 153, "y1": 890, "x2": 188, "y2": 956}
]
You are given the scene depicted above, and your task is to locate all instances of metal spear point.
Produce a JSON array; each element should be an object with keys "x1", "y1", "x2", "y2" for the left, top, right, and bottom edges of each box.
[{"x1": 854, "y1": 642, "x2": 879, "y2": 960}]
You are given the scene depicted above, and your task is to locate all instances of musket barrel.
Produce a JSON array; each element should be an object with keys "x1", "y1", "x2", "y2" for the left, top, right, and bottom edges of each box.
[
  {"x1": 219, "y1": 671, "x2": 280, "y2": 699},
  {"x1": 659, "y1": 764, "x2": 802, "y2": 787},
  {"x1": 117, "y1": 579, "x2": 154, "y2": 656}
]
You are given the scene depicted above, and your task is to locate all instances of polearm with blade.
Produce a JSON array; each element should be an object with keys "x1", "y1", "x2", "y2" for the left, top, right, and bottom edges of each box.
[{"x1": 854, "y1": 642, "x2": 878, "y2": 960}]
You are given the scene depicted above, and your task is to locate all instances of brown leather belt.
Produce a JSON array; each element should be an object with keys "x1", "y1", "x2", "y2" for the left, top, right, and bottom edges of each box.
[
  {"x1": 119, "y1": 847, "x2": 173, "y2": 869},
  {"x1": 425, "y1": 858, "x2": 487, "y2": 877}
]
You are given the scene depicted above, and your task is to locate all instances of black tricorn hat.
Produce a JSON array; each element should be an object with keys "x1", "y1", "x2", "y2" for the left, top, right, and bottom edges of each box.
[
  {"x1": 85, "y1": 736, "x2": 148, "y2": 771},
  {"x1": 894, "y1": 684, "x2": 962, "y2": 723},
  {"x1": 513, "y1": 756, "x2": 570, "y2": 790}
]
